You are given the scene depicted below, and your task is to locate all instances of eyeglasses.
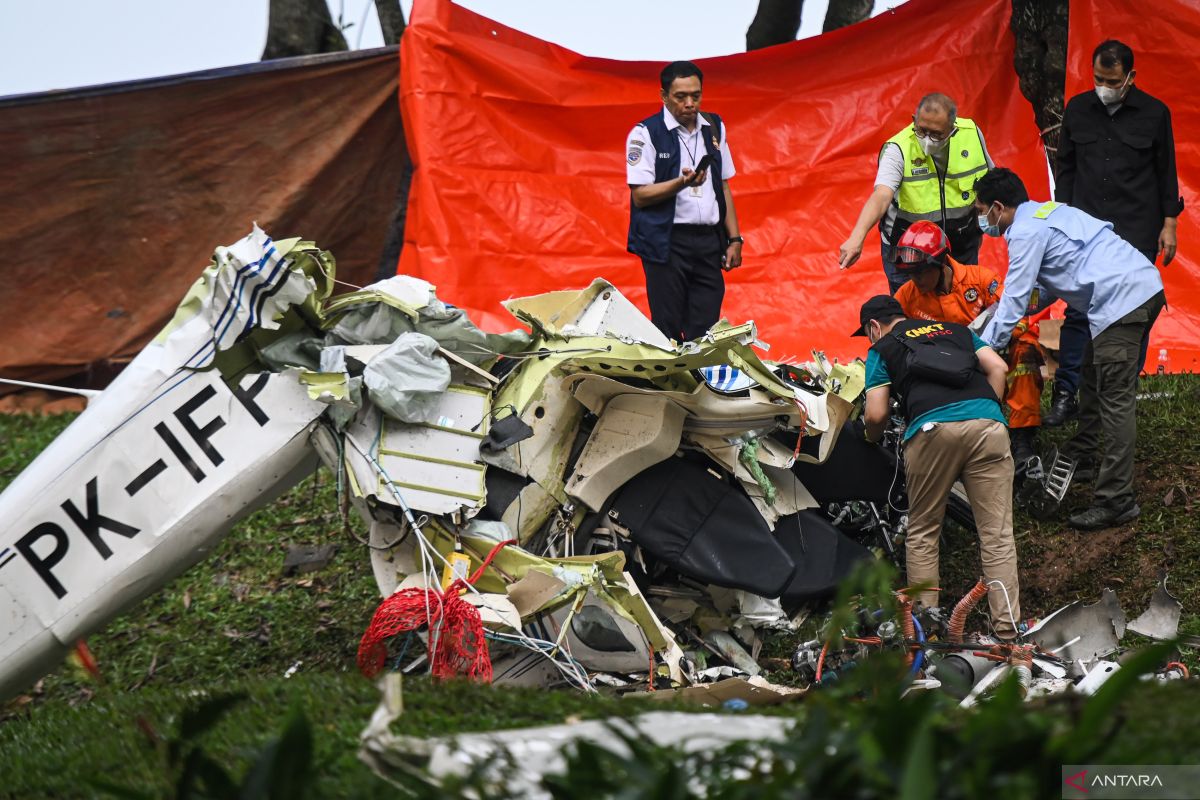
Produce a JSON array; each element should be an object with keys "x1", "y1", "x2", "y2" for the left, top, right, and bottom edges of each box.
[{"x1": 913, "y1": 125, "x2": 957, "y2": 142}]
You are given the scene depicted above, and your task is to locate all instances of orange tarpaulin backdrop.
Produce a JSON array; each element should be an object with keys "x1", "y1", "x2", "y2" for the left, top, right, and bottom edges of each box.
[
  {"x1": 399, "y1": 0, "x2": 1048, "y2": 361},
  {"x1": 0, "y1": 48, "x2": 405, "y2": 387},
  {"x1": 1067, "y1": 0, "x2": 1200, "y2": 372}
]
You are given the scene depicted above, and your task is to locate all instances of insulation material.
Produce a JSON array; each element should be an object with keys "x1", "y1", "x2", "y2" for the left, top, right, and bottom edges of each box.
[
  {"x1": 362, "y1": 333, "x2": 452, "y2": 423},
  {"x1": 325, "y1": 276, "x2": 530, "y2": 367}
]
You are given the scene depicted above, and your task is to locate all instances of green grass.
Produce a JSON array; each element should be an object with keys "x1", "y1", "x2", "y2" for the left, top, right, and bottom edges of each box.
[
  {"x1": 0, "y1": 674, "x2": 384, "y2": 799},
  {"x1": 2, "y1": 376, "x2": 1199, "y2": 797},
  {"x1": 0, "y1": 412, "x2": 397, "y2": 797}
]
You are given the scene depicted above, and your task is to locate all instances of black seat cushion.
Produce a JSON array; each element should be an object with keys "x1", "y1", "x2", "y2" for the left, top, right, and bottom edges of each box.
[
  {"x1": 775, "y1": 510, "x2": 873, "y2": 603},
  {"x1": 611, "y1": 455, "x2": 796, "y2": 597}
]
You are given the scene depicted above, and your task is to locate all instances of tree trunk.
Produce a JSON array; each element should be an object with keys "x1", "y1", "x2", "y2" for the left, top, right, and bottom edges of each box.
[
  {"x1": 747, "y1": 0, "x2": 804, "y2": 51},
  {"x1": 1009, "y1": 0, "x2": 1068, "y2": 169},
  {"x1": 374, "y1": 156, "x2": 415, "y2": 281},
  {"x1": 262, "y1": 0, "x2": 349, "y2": 60},
  {"x1": 823, "y1": 0, "x2": 874, "y2": 33},
  {"x1": 374, "y1": 0, "x2": 407, "y2": 45}
]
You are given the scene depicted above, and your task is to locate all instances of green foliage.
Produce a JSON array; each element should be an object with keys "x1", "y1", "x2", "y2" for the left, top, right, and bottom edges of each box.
[
  {"x1": 87, "y1": 692, "x2": 317, "y2": 800},
  {"x1": 419, "y1": 644, "x2": 1196, "y2": 800},
  {"x1": 824, "y1": 557, "x2": 900, "y2": 645}
]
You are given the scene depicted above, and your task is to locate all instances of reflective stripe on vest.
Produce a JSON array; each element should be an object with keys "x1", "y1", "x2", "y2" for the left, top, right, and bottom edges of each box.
[{"x1": 885, "y1": 118, "x2": 988, "y2": 223}]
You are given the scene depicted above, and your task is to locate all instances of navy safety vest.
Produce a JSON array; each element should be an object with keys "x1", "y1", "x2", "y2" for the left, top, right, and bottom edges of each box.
[
  {"x1": 871, "y1": 318, "x2": 997, "y2": 423},
  {"x1": 627, "y1": 111, "x2": 727, "y2": 264}
]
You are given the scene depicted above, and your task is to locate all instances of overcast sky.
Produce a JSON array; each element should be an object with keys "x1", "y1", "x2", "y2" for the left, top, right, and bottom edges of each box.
[{"x1": 0, "y1": 0, "x2": 906, "y2": 98}]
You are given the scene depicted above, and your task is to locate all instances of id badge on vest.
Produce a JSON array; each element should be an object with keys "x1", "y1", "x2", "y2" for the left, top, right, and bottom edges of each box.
[{"x1": 690, "y1": 183, "x2": 702, "y2": 197}]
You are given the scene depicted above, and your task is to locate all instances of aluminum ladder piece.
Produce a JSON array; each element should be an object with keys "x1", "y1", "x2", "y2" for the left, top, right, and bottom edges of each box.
[{"x1": 1042, "y1": 448, "x2": 1076, "y2": 502}]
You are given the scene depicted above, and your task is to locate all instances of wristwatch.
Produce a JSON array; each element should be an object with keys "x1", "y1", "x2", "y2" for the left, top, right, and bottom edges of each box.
[{"x1": 728, "y1": 236, "x2": 744, "y2": 244}]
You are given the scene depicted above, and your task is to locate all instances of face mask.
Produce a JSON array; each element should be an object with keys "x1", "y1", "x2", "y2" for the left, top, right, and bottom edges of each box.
[
  {"x1": 978, "y1": 207, "x2": 1002, "y2": 238},
  {"x1": 917, "y1": 134, "x2": 946, "y2": 155},
  {"x1": 1095, "y1": 74, "x2": 1131, "y2": 105}
]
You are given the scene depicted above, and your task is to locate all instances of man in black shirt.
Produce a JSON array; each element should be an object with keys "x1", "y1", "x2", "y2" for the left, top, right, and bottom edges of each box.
[
  {"x1": 1047, "y1": 39, "x2": 1184, "y2": 427},
  {"x1": 858, "y1": 295, "x2": 1021, "y2": 638}
]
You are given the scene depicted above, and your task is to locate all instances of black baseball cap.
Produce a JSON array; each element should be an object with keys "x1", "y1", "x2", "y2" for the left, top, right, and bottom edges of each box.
[{"x1": 852, "y1": 294, "x2": 905, "y2": 337}]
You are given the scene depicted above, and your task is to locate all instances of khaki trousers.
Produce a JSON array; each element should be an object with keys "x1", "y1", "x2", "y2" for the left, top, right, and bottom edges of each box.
[{"x1": 903, "y1": 418, "x2": 1021, "y2": 638}]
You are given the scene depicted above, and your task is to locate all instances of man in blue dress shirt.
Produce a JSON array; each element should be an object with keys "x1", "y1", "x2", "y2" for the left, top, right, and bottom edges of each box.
[{"x1": 975, "y1": 168, "x2": 1164, "y2": 530}]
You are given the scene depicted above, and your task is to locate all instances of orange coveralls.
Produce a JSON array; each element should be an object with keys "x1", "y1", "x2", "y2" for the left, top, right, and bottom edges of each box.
[{"x1": 894, "y1": 259, "x2": 1042, "y2": 429}]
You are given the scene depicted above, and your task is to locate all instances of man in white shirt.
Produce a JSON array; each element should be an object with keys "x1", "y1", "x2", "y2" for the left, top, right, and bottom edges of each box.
[{"x1": 625, "y1": 61, "x2": 743, "y2": 342}]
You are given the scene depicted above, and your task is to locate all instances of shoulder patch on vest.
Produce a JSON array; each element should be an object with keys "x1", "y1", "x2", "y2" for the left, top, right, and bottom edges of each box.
[
  {"x1": 1033, "y1": 201, "x2": 1062, "y2": 219},
  {"x1": 988, "y1": 279, "x2": 999, "y2": 296},
  {"x1": 627, "y1": 147, "x2": 642, "y2": 165}
]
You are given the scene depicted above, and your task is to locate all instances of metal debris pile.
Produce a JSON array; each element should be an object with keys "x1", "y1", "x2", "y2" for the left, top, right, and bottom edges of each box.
[
  {"x1": 285, "y1": 244, "x2": 873, "y2": 692},
  {"x1": 0, "y1": 227, "x2": 1190, "y2": 712},
  {"x1": 0, "y1": 227, "x2": 867, "y2": 698},
  {"x1": 792, "y1": 580, "x2": 1188, "y2": 707}
]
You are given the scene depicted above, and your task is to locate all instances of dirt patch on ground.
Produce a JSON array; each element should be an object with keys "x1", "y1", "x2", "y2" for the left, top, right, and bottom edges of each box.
[
  {"x1": 1010, "y1": 468, "x2": 1184, "y2": 618},
  {"x1": 1022, "y1": 523, "x2": 1139, "y2": 598}
]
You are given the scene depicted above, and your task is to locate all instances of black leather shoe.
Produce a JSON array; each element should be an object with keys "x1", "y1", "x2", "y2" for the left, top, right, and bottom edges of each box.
[
  {"x1": 1068, "y1": 502, "x2": 1140, "y2": 530},
  {"x1": 1043, "y1": 388, "x2": 1079, "y2": 427}
]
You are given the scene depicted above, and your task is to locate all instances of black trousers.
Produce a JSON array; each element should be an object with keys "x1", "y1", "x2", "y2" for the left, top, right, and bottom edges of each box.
[{"x1": 641, "y1": 224, "x2": 725, "y2": 342}]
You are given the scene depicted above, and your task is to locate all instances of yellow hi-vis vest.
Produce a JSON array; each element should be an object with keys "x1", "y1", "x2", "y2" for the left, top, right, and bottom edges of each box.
[{"x1": 884, "y1": 117, "x2": 988, "y2": 229}]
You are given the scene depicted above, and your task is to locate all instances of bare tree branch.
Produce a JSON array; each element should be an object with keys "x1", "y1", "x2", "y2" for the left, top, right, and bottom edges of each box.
[
  {"x1": 747, "y1": 0, "x2": 804, "y2": 51},
  {"x1": 823, "y1": 0, "x2": 873, "y2": 33},
  {"x1": 262, "y1": 0, "x2": 349, "y2": 61}
]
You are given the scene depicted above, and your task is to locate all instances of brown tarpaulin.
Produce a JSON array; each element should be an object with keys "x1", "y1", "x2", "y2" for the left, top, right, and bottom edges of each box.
[{"x1": 0, "y1": 47, "x2": 404, "y2": 387}]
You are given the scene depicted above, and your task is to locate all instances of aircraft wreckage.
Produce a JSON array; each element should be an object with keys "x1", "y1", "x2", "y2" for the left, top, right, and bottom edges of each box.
[{"x1": 0, "y1": 227, "x2": 1189, "y2": 723}]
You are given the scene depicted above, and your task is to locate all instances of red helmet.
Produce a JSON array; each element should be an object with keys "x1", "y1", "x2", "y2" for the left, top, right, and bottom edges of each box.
[{"x1": 895, "y1": 221, "x2": 950, "y2": 272}]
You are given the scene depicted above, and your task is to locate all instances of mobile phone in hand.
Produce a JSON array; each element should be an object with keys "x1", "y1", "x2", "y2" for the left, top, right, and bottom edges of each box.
[{"x1": 693, "y1": 154, "x2": 713, "y2": 174}]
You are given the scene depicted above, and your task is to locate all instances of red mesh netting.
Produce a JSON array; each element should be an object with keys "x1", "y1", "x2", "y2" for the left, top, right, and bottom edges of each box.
[
  {"x1": 357, "y1": 584, "x2": 492, "y2": 681},
  {"x1": 356, "y1": 539, "x2": 516, "y2": 682}
]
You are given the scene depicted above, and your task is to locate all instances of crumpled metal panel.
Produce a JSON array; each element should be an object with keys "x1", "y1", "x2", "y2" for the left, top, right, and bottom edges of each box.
[
  {"x1": 566, "y1": 394, "x2": 686, "y2": 511},
  {"x1": 503, "y1": 279, "x2": 671, "y2": 349},
  {"x1": 1024, "y1": 589, "x2": 1126, "y2": 677},
  {"x1": 1127, "y1": 579, "x2": 1183, "y2": 640}
]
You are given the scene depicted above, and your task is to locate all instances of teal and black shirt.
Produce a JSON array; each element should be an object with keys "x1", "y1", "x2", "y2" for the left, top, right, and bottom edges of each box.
[{"x1": 866, "y1": 323, "x2": 1005, "y2": 442}]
